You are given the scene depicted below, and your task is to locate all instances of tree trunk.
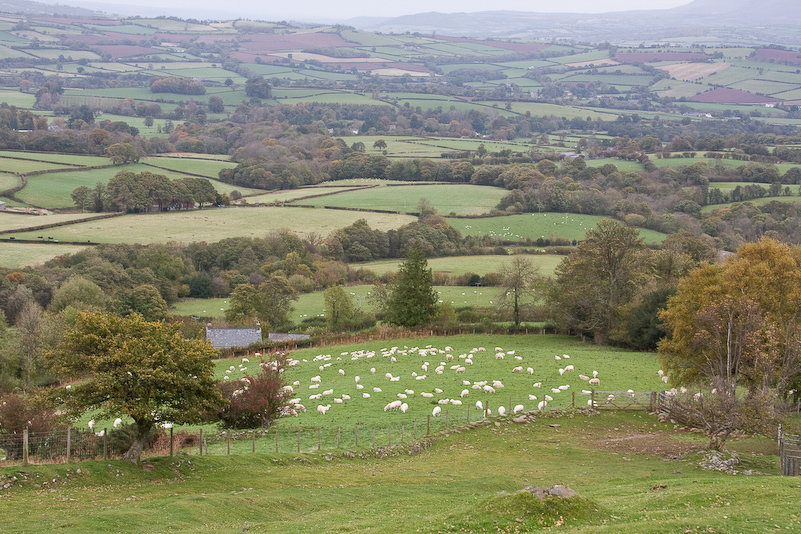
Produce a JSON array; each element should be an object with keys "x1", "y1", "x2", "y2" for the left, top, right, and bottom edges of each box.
[{"x1": 124, "y1": 420, "x2": 152, "y2": 464}]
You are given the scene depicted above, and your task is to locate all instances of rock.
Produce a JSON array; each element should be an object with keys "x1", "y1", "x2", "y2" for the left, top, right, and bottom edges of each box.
[
  {"x1": 547, "y1": 485, "x2": 579, "y2": 498},
  {"x1": 512, "y1": 416, "x2": 528, "y2": 424},
  {"x1": 519, "y1": 486, "x2": 547, "y2": 500}
]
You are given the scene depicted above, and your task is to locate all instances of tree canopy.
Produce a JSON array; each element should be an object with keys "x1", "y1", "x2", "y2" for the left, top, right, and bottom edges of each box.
[
  {"x1": 47, "y1": 312, "x2": 222, "y2": 463},
  {"x1": 384, "y1": 243, "x2": 438, "y2": 327}
]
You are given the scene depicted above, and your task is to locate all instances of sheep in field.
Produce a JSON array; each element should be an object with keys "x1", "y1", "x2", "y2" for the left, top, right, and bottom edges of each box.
[
  {"x1": 513, "y1": 405, "x2": 524, "y2": 414},
  {"x1": 497, "y1": 406, "x2": 506, "y2": 416},
  {"x1": 432, "y1": 406, "x2": 442, "y2": 417}
]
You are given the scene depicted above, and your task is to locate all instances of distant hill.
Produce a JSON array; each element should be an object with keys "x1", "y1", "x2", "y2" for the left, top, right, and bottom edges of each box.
[
  {"x1": 347, "y1": 0, "x2": 801, "y2": 45},
  {"x1": 0, "y1": 0, "x2": 102, "y2": 17}
]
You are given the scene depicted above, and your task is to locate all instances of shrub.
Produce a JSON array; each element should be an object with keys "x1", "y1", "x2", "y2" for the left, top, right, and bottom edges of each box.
[
  {"x1": 216, "y1": 356, "x2": 289, "y2": 429},
  {"x1": 0, "y1": 392, "x2": 60, "y2": 459}
]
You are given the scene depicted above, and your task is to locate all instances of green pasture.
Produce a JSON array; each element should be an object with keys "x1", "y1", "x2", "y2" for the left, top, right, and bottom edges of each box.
[
  {"x1": 651, "y1": 79, "x2": 706, "y2": 99},
  {"x1": 0, "y1": 89, "x2": 36, "y2": 107},
  {"x1": 358, "y1": 254, "x2": 562, "y2": 278},
  {"x1": 506, "y1": 102, "x2": 617, "y2": 120},
  {"x1": 701, "y1": 66, "x2": 759, "y2": 86},
  {"x1": 4, "y1": 207, "x2": 417, "y2": 244},
  {"x1": 730, "y1": 79, "x2": 798, "y2": 96},
  {"x1": 0, "y1": 241, "x2": 89, "y2": 267},
  {"x1": 447, "y1": 213, "x2": 665, "y2": 245},
  {"x1": 295, "y1": 184, "x2": 507, "y2": 216},
  {"x1": 245, "y1": 186, "x2": 366, "y2": 204},
  {"x1": 0, "y1": 211, "x2": 112, "y2": 233},
  {"x1": 0, "y1": 157, "x2": 75, "y2": 174},
  {"x1": 705, "y1": 181, "x2": 794, "y2": 194},
  {"x1": 0, "y1": 173, "x2": 20, "y2": 190},
  {"x1": 145, "y1": 157, "x2": 237, "y2": 178}
]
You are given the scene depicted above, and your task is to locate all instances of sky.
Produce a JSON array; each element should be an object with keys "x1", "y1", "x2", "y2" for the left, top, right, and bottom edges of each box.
[{"x1": 69, "y1": 0, "x2": 695, "y2": 22}]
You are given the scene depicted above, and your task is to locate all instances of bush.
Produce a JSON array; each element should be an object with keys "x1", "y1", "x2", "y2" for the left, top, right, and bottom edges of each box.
[
  {"x1": 216, "y1": 356, "x2": 289, "y2": 429},
  {"x1": 0, "y1": 392, "x2": 60, "y2": 459}
]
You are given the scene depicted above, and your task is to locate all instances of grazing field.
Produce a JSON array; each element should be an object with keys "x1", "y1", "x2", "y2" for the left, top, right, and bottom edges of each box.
[
  {"x1": 0, "y1": 242, "x2": 89, "y2": 267},
  {"x1": 4, "y1": 207, "x2": 417, "y2": 244},
  {"x1": 295, "y1": 184, "x2": 508, "y2": 216},
  {"x1": 0, "y1": 212, "x2": 113, "y2": 233},
  {"x1": 0, "y1": 173, "x2": 20, "y2": 190},
  {"x1": 660, "y1": 61, "x2": 732, "y2": 81},
  {"x1": 145, "y1": 157, "x2": 238, "y2": 178},
  {"x1": 447, "y1": 213, "x2": 666, "y2": 245},
  {"x1": 0, "y1": 406, "x2": 789, "y2": 533},
  {"x1": 244, "y1": 186, "x2": 367, "y2": 204},
  {"x1": 701, "y1": 197, "x2": 801, "y2": 213},
  {"x1": 359, "y1": 254, "x2": 563, "y2": 277}
]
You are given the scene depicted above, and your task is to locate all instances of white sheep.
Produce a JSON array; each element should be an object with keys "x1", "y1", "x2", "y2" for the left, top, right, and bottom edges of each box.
[
  {"x1": 533, "y1": 382, "x2": 542, "y2": 388},
  {"x1": 356, "y1": 384, "x2": 364, "y2": 390},
  {"x1": 384, "y1": 400, "x2": 402, "y2": 411},
  {"x1": 579, "y1": 374, "x2": 589, "y2": 381},
  {"x1": 373, "y1": 387, "x2": 382, "y2": 393},
  {"x1": 339, "y1": 369, "x2": 345, "y2": 376},
  {"x1": 434, "y1": 387, "x2": 443, "y2": 394},
  {"x1": 309, "y1": 384, "x2": 319, "y2": 389},
  {"x1": 416, "y1": 375, "x2": 427, "y2": 381},
  {"x1": 512, "y1": 366, "x2": 523, "y2": 373},
  {"x1": 398, "y1": 393, "x2": 407, "y2": 399},
  {"x1": 558, "y1": 368, "x2": 565, "y2": 376},
  {"x1": 363, "y1": 393, "x2": 371, "y2": 398},
  {"x1": 483, "y1": 385, "x2": 496, "y2": 394},
  {"x1": 554, "y1": 355, "x2": 561, "y2": 361},
  {"x1": 341, "y1": 394, "x2": 351, "y2": 400},
  {"x1": 544, "y1": 395, "x2": 553, "y2": 401},
  {"x1": 551, "y1": 388, "x2": 561, "y2": 394},
  {"x1": 528, "y1": 394, "x2": 537, "y2": 401},
  {"x1": 589, "y1": 378, "x2": 600, "y2": 386},
  {"x1": 438, "y1": 399, "x2": 449, "y2": 405},
  {"x1": 405, "y1": 389, "x2": 414, "y2": 395},
  {"x1": 334, "y1": 398, "x2": 343, "y2": 404},
  {"x1": 538, "y1": 400, "x2": 547, "y2": 410},
  {"x1": 435, "y1": 365, "x2": 445, "y2": 374},
  {"x1": 513, "y1": 404, "x2": 524, "y2": 414},
  {"x1": 311, "y1": 376, "x2": 321, "y2": 384},
  {"x1": 559, "y1": 385, "x2": 570, "y2": 391},
  {"x1": 592, "y1": 370, "x2": 599, "y2": 378},
  {"x1": 370, "y1": 368, "x2": 376, "y2": 374},
  {"x1": 475, "y1": 400, "x2": 483, "y2": 410},
  {"x1": 354, "y1": 376, "x2": 360, "y2": 383},
  {"x1": 563, "y1": 354, "x2": 570, "y2": 359},
  {"x1": 565, "y1": 365, "x2": 574, "y2": 372},
  {"x1": 385, "y1": 372, "x2": 393, "y2": 379},
  {"x1": 113, "y1": 418, "x2": 122, "y2": 428},
  {"x1": 432, "y1": 406, "x2": 441, "y2": 417},
  {"x1": 456, "y1": 366, "x2": 466, "y2": 373},
  {"x1": 421, "y1": 392, "x2": 434, "y2": 398},
  {"x1": 527, "y1": 367, "x2": 534, "y2": 375},
  {"x1": 317, "y1": 405, "x2": 331, "y2": 415},
  {"x1": 400, "y1": 403, "x2": 408, "y2": 413},
  {"x1": 460, "y1": 389, "x2": 469, "y2": 398},
  {"x1": 495, "y1": 353, "x2": 505, "y2": 360},
  {"x1": 498, "y1": 406, "x2": 506, "y2": 416},
  {"x1": 309, "y1": 393, "x2": 322, "y2": 400},
  {"x1": 465, "y1": 358, "x2": 473, "y2": 365},
  {"x1": 450, "y1": 399, "x2": 462, "y2": 406}
]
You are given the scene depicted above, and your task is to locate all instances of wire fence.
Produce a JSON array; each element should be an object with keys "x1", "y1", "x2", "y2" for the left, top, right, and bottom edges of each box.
[{"x1": 1, "y1": 390, "x2": 661, "y2": 466}]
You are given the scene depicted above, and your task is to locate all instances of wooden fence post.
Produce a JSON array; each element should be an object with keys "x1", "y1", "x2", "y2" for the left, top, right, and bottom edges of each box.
[
  {"x1": 445, "y1": 409, "x2": 449, "y2": 428},
  {"x1": 275, "y1": 429, "x2": 279, "y2": 454},
  {"x1": 199, "y1": 429, "x2": 203, "y2": 456},
  {"x1": 252, "y1": 431, "x2": 256, "y2": 454},
  {"x1": 103, "y1": 429, "x2": 108, "y2": 460},
  {"x1": 297, "y1": 429, "x2": 301, "y2": 453},
  {"x1": 572, "y1": 392, "x2": 575, "y2": 408},
  {"x1": 337, "y1": 426, "x2": 341, "y2": 449},
  {"x1": 371, "y1": 427, "x2": 375, "y2": 448},
  {"x1": 227, "y1": 432, "x2": 230, "y2": 455},
  {"x1": 170, "y1": 427, "x2": 174, "y2": 457},
  {"x1": 66, "y1": 428, "x2": 71, "y2": 464},
  {"x1": 317, "y1": 427, "x2": 321, "y2": 451},
  {"x1": 426, "y1": 415, "x2": 431, "y2": 436},
  {"x1": 467, "y1": 405, "x2": 470, "y2": 423},
  {"x1": 355, "y1": 424, "x2": 358, "y2": 448},
  {"x1": 23, "y1": 428, "x2": 28, "y2": 467}
]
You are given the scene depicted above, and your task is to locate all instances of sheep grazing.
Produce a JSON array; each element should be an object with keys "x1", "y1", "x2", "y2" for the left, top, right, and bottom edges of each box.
[
  {"x1": 356, "y1": 384, "x2": 364, "y2": 390},
  {"x1": 241, "y1": 357, "x2": 249, "y2": 363},
  {"x1": 354, "y1": 376, "x2": 360, "y2": 383},
  {"x1": 498, "y1": 406, "x2": 506, "y2": 416},
  {"x1": 323, "y1": 389, "x2": 334, "y2": 395},
  {"x1": 421, "y1": 364, "x2": 428, "y2": 372},
  {"x1": 475, "y1": 400, "x2": 483, "y2": 410},
  {"x1": 537, "y1": 400, "x2": 547, "y2": 410},
  {"x1": 563, "y1": 354, "x2": 570, "y2": 359},
  {"x1": 334, "y1": 398, "x2": 343, "y2": 404},
  {"x1": 512, "y1": 366, "x2": 524, "y2": 373},
  {"x1": 529, "y1": 395, "x2": 538, "y2": 401},
  {"x1": 513, "y1": 404, "x2": 524, "y2": 414},
  {"x1": 311, "y1": 376, "x2": 321, "y2": 384},
  {"x1": 450, "y1": 399, "x2": 462, "y2": 406},
  {"x1": 370, "y1": 368, "x2": 376, "y2": 374},
  {"x1": 341, "y1": 394, "x2": 351, "y2": 400},
  {"x1": 579, "y1": 374, "x2": 589, "y2": 381},
  {"x1": 438, "y1": 399, "x2": 449, "y2": 405},
  {"x1": 483, "y1": 385, "x2": 495, "y2": 394},
  {"x1": 462, "y1": 380, "x2": 471, "y2": 386},
  {"x1": 544, "y1": 395, "x2": 553, "y2": 401},
  {"x1": 398, "y1": 393, "x2": 407, "y2": 399},
  {"x1": 294, "y1": 403, "x2": 306, "y2": 413},
  {"x1": 282, "y1": 385, "x2": 294, "y2": 393},
  {"x1": 309, "y1": 384, "x2": 320, "y2": 389},
  {"x1": 493, "y1": 380, "x2": 504, "y2": 389},
  {"x1": 587, "y1": 399, "x2": 598, "y2": 407},
  {"x1": 551, "y1": 388, "x2": 561, "y2": 394},
  {"x1": 465, "y1": 358, "x2": 473, "y2": 365},
  {"x1": 446, "y1": 354, "x2": 453, "y2": 360},
  {"x1": 416, "y1": 375, "x2": 427, "y2": 381},
  {"x1": 400, "y1": 403, "x2": 408, "y2": 413},
  {"x1": 564, "y1": 365, "x2": 574, "y2": 372},
  {"x1": 404, "y1": 389, "x2": 414, "y2": 395},
  {"x1": 658, "y1": 370, "x2": 664, "y2": 377},
  {"x1": 309, "y1": 393, "x2": 322, "y2": 400},
  {"x1": 460, "y1": 389, "x2": 469, "y2": 398},
  {"x1": 592, "y1": 370, "x2": 599, "y2": 378},
  {"x1": 554, "y1": 355, "x2": 561, "y2": 361},
  {"x1": 373, "y1": 387, "x2": 382, "y2": 393},
  {"x1": 317, "y1": 405, "x2": 331, "y2": 415},
  {"x1": 589, "y1": 378, "x2": 600, "y2": 386},
  {"x1": 435, "y1": 365, "x2": 445, "y2": 374},
  {"x1": 662, "y1": 376, "x2": 669, "y2": 384},
  {"x1": 432, "y1": 406, "x2": 442, "y2": 417},
  {"x1": 559, "y1": 385, "x2": 570, "y2": 391},
  {"x1": 363, "y1": 393, "x2": 371, "y2": 398},
  {"x1": 495, "y1": 353, "x2": 505, "y2": 360},
  {"x1": 558, "y1": 368, "x2": 565, "y2": 376},
  {"x1": 455, "y1": 366, "x2": 466, "y2": 373},
  {"x1": 421, "y1": 392, "x2": 434, "y2": 398},
  {"x1": 384, "y1": 400, "x2": 402, "y2": 411},
  {"x1": 533, "y1": 382, "x2": 542, "y2": 388},
  {"x1": 391, "y1": 356, "x2": 397, "y2": 363},
  {"x1": 385, "y1": 372, "x2": 393, "y2": 379},
  {"x1": 527, "y1": 367, "x2": 534, "y2": 375}
]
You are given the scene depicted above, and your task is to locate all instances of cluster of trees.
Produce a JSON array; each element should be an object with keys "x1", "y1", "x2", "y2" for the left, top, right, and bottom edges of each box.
[
  {"x1": 72, "y1": 171, "x2": 220, "y2": 213},
  {"x1": 150, "y1": 76, "x2": 206, "y2": 95}
]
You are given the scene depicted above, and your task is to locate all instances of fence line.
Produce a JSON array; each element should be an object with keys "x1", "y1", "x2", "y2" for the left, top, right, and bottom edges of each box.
[
  {"x1": 779, "y1": 425, "x2": 801, "y2": 476},
  {"x1": 2, "y1": 392, "x2": 669, "y2": 467}
]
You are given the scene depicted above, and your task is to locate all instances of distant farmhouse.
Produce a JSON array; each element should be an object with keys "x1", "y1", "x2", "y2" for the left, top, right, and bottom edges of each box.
[{"x1": 205, "y1": 326, "x2": 262, "y2": 349}]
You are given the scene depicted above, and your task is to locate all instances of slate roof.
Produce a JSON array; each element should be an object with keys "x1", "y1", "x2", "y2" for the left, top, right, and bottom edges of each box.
[{"x1": 205, "y1": 327, "x2": 262, "y2": 349}]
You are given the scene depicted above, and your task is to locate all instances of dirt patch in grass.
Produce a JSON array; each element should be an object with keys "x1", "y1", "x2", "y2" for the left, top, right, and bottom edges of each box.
[{"x1": 591, "y1": 429, "x2": 700, "y2": 457}]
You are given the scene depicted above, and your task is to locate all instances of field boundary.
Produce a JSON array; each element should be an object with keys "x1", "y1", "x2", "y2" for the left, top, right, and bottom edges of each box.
[
  {"x1": 0, "y1": 211, "x2": 124, "y2": 235},
  {"x1": 779, "y1": 425, "x2": 801, "y2": 476}
]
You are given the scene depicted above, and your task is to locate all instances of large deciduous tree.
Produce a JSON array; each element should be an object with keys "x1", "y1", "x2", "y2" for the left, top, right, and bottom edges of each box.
[
  {"x1": 47, "y1": 312, "x2": 222, "y2": 463},
  {"x1": 497, "y1": 256, "x2": 541, "y2": 326},
  {"x1": 384, "y1": 242, "x2": 438, "y2": 327},
  {"x1": 225, "y1": 274, "x2": 297, "y2": 330},
  {"x1": 659, "y1": 238, "x2": 801, "y2": 401},
  {"x1": 548, "y1": 219, "x2": 647, "y2": 342},
  {"x1": 324, "y1": 285, "x2": 355, "y2": 332}
]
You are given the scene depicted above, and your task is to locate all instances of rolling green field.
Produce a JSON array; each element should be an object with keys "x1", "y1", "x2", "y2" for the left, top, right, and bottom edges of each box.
[
  {"x1": 447, "y1": 213, "x2": 666, "y2": 245},
  {"x1": 359, "y1": 254, "x2": 563, "y2": 277},
  {"x1": 0, "y1": 211, "x2": 113, "y2": 233},
  {"x1": 5, "y1": 207, "x2": 417, "y2": 244},
  {"x1": 0, "y1": 242, "x2": 89, "y2": 267},
  {"x1": 295, "y1": 184, "x2": 508, "y2": 216}
]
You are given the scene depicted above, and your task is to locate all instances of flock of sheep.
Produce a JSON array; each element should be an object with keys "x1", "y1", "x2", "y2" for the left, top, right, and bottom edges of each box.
[{"x1": 270, "y1": 344, "x2": 619, "y2": 419}]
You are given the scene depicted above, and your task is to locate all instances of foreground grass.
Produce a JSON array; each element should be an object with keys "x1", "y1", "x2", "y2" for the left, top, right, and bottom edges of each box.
[{"x1": 1, "y1": 411, "x2": 794, "y2": 533}]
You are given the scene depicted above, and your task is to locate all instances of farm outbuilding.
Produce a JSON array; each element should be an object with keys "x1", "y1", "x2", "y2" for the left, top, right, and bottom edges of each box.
[{"x1": 205, "y1": 326, "x2": 262, "y2": 349}]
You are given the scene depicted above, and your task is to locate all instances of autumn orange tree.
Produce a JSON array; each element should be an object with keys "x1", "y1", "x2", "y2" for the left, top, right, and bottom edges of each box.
[{"x1": 658, "y1": 238, "x2": 801, "y2": 447}]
